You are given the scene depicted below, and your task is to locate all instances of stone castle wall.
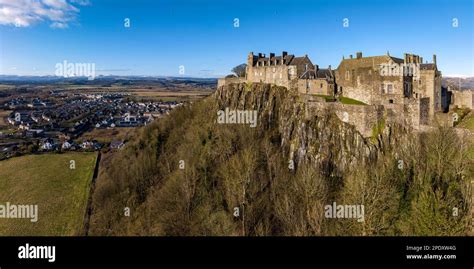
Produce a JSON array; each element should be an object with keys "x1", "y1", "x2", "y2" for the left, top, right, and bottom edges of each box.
[
  {"x1": 246, "y1": 64, "x2": 291, "y2": 88},
  {"x1": 452, "y1": 90, "x2": 474, "y2": 109},
  {"x1": 304, "y1": 95, "x2": 428, "y2": 137},
  {"x1": 297, "y1": 78, "x2": 333, "y2": 95},
  {"x1": 217, "y1": 77, "x2": 247, "y2": 88},
  {"x1": 305, "y1": 96, "x2": 384, "y2": 137}
]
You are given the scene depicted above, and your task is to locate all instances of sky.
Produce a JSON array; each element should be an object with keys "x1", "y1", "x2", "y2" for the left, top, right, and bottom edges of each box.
[{"x1": 0, "y1": 0, "x2": 473, "y2": 78}]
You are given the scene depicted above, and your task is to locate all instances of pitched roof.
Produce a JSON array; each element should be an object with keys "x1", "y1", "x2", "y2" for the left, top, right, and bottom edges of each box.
[
  {"x1": 420, "y1": 63, "x2": 436, "y2": 70},
  {"x1": 337, "y1": 55, "x2": 404, "y2": 69},
  {"x1": 316, "y1": 68, "x2": 333, "y2": 78}
]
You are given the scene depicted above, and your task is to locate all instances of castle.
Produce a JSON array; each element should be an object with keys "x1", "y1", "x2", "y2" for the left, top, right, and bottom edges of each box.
[{"x1": 218, "y1": 51, "x2": 451, "y2": 136}]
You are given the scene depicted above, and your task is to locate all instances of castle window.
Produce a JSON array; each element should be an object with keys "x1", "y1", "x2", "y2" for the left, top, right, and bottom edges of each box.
[
  {"x1": 389, "y1": 99, "x2": 394, "y2": 104},
  {"x1": 345, "y1": 70, "x2": 350, "y2": 80},
  {"x1": 381, "y1": 84, "x2": 385, "y2": 94},
  {"x1": 276, "y1": 60, "x2": 280, "y2": 65},
  {"x1": 387, "y1": 84, "x2": 393, "y2": 93},
  {"x1": 320, "y1": 83, "x2": 323, "y2": 89}
]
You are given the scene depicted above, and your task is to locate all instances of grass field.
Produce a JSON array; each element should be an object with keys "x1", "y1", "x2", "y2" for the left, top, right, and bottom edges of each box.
[
  {"x1": 0, "y1": 110, "x2": 12, "y2": 126},
  {"x1": 314, "y1": 94, "x2": 367, "y2": 105},
  {"x1": 455, "y1": 111, "x2": 474, "y2": 158},
  {"x1": 78, "y1": 127, "x2": 135, "y2": 144},
  {"x1": 0, "y1": 152, "x2": 97, "y2": 236},
  {"x1": 457, "y1": 111, "x2": 474, "y2": 131}
]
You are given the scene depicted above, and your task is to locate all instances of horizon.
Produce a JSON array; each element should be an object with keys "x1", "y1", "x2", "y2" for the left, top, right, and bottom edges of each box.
[{"x1": 1, "y1": 0, "x2": 473, "y2": 77}]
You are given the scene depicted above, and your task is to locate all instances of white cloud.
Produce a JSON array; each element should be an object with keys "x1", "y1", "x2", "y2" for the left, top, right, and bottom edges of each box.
[
  {"x1": 0, "y1": 0, "x2": 89, "y2": 28},
  {"x1": 50, "y1": 21, "x2": 67, "y2": 28}
]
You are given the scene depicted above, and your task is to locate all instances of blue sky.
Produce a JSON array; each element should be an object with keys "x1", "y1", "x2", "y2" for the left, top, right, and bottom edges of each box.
[{"x1": 1, "y1": 0, "x2": 473, "y2": 77}]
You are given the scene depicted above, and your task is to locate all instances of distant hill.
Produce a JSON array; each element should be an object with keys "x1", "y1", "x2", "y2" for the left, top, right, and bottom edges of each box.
[
  {"x1": 0, "y1": 75, "x2": 217, "y2": 88},
  {"x1": 442, "y1": 76, "x2": 474, "y2": 90}
]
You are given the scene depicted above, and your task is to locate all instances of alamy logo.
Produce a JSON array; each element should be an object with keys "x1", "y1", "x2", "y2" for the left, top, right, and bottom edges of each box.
[
  {"x1": 0, "y1": 202, "x2": 38, "y2": 222},
  {"x1": 324, "y1": 202, "x2": 365, "y2": 222},
  {"x1": 55, "y1": 60, "x2": 96, "y2": 80},
  {"x1": 217, "y1": 108, "x2": 257, "y2": 128},
  {"x1": 18, "y1": 243, "x2": 55, "y2": 263},
  {"x1": 379, "y1": 62, "x2": 420, "y2": 79}
]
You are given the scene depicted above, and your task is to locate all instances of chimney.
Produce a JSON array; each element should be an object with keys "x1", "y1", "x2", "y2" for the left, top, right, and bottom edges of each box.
[
  {"x1": 258, "y1": 53, "x2": 263, "y2": 58},
  {"x1": 433, "y1": 54, "x2": 437, "y2": 65},
  {"x1": 350, "y1": 54, "x2": 353, "y2": 59},
  {"x1": 404, "y1": 53, "x2": 408, "y2": 64},
  {"x1": 269, "y1": 53, "x2": 275, "y2": 59},
  {"x1": 420, "y1": 57, "x2": 423, "y2": 64},
  {"x1": 247, "y1": 52, "x2": 254, "y2": 66},
  {"x1": 282, "y1": 51, "x2": 288, "y2": 58},
  {"x1": 356, "y1": 52, "x2": 362, "y2": 59},
  {"x1": 328, "y1": 65, "x2": 332, "y2": 71}
]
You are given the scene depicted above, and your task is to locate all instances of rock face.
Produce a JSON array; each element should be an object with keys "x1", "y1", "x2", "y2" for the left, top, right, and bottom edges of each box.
[{"x1": 214, "y1": 82, "x2": 390, "y2": 174}]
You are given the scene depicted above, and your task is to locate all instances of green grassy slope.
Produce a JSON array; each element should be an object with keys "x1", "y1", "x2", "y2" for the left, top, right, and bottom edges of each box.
[{"x1": 0, "y1": 152, "x2": 97, "y2": 236}]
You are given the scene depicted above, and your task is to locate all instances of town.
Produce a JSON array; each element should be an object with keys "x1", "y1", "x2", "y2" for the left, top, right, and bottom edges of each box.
[{"x1": 0, "y1": 89, "x2": 183, "y2": 159}]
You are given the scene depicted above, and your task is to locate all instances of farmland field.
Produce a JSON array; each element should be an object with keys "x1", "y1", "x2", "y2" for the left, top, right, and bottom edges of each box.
[
  {"x1": 0, "y1": 110, "x2": 12, "y2": 126},
  {"x1": 0, "y1": 152, "x2": 98, "y2": 236},
  {"x1": 78, "y1": 127, "x2": 135, "y2": 144}
]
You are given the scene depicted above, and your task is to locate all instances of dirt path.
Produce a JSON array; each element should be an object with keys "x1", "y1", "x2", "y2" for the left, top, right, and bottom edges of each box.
[{"x1": 81, "y1": 151, "x2": 101, "y2": 236}]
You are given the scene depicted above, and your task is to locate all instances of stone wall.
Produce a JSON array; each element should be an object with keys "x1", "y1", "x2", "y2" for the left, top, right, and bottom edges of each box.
[
  {"x1": 452, "y1": 89, "x2": 474, "y2": 109},
  {"x1": 335, "y1": 58, "x2": 407, "y2": 106},
  {"x1": 217, "y1": 77, "x2": 247, "y2": 88},
  {"x1": 297, "y1": 78, "x2": 332, "y2": 95},
  {"x1": 415, "y1": 69, "x2": 442, "y2": 116},
  {"x1": 305, "y1": 96, "x2": 384, "y2": 137},
  {"x1": 246, "y1": 64, "x2": 291, "y2": 88},
  {"x1": 304, "y1": 94, "x2": 429, "y2": 137}
]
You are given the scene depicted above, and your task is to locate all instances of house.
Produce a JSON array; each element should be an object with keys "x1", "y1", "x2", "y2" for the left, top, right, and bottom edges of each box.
[
  {"x1": 110, "y1": 140, "x2": 125, "y2": 150},
  {"x1": 41, "y1": 139, "x2": 55, "y2": 151},
  {"x1": 81, "y1": 141, "x2": 94, "y2": 149},
  {"x1": 62, "y1": 141, "x2": 72, "y2": 150},
  {"x1": 26, "y1": 129, "x2": 44, "y2": 138}
]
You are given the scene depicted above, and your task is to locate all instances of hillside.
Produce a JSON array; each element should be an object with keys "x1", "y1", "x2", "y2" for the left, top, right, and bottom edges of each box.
[
  {"x1": 0, "y1": 152, "x2": 97, "y2": 236},
  {"x1": 88, "y1": 83, "x2": 472, "y2": 236}
]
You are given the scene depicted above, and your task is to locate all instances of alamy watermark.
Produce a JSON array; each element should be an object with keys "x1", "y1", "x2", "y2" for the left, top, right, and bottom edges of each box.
[
  {"x1": 217, "y1": 108, "x2": 257, "y2": 128},
  {"x1": 379, "y1": 62, "x2": 420, "y2": 80},
  {"x1": 0, "y1": 202, "x2": 38, "y2": 222},
  {"x1": 55, "y1": 60, "x2": 96, "y2": 80},
  {"x1": 324, "y1": 202, "x2": 365, "y2": 222},
  {"x1": 18, "y1": 243, "x2": 55, "y2": 263}
]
